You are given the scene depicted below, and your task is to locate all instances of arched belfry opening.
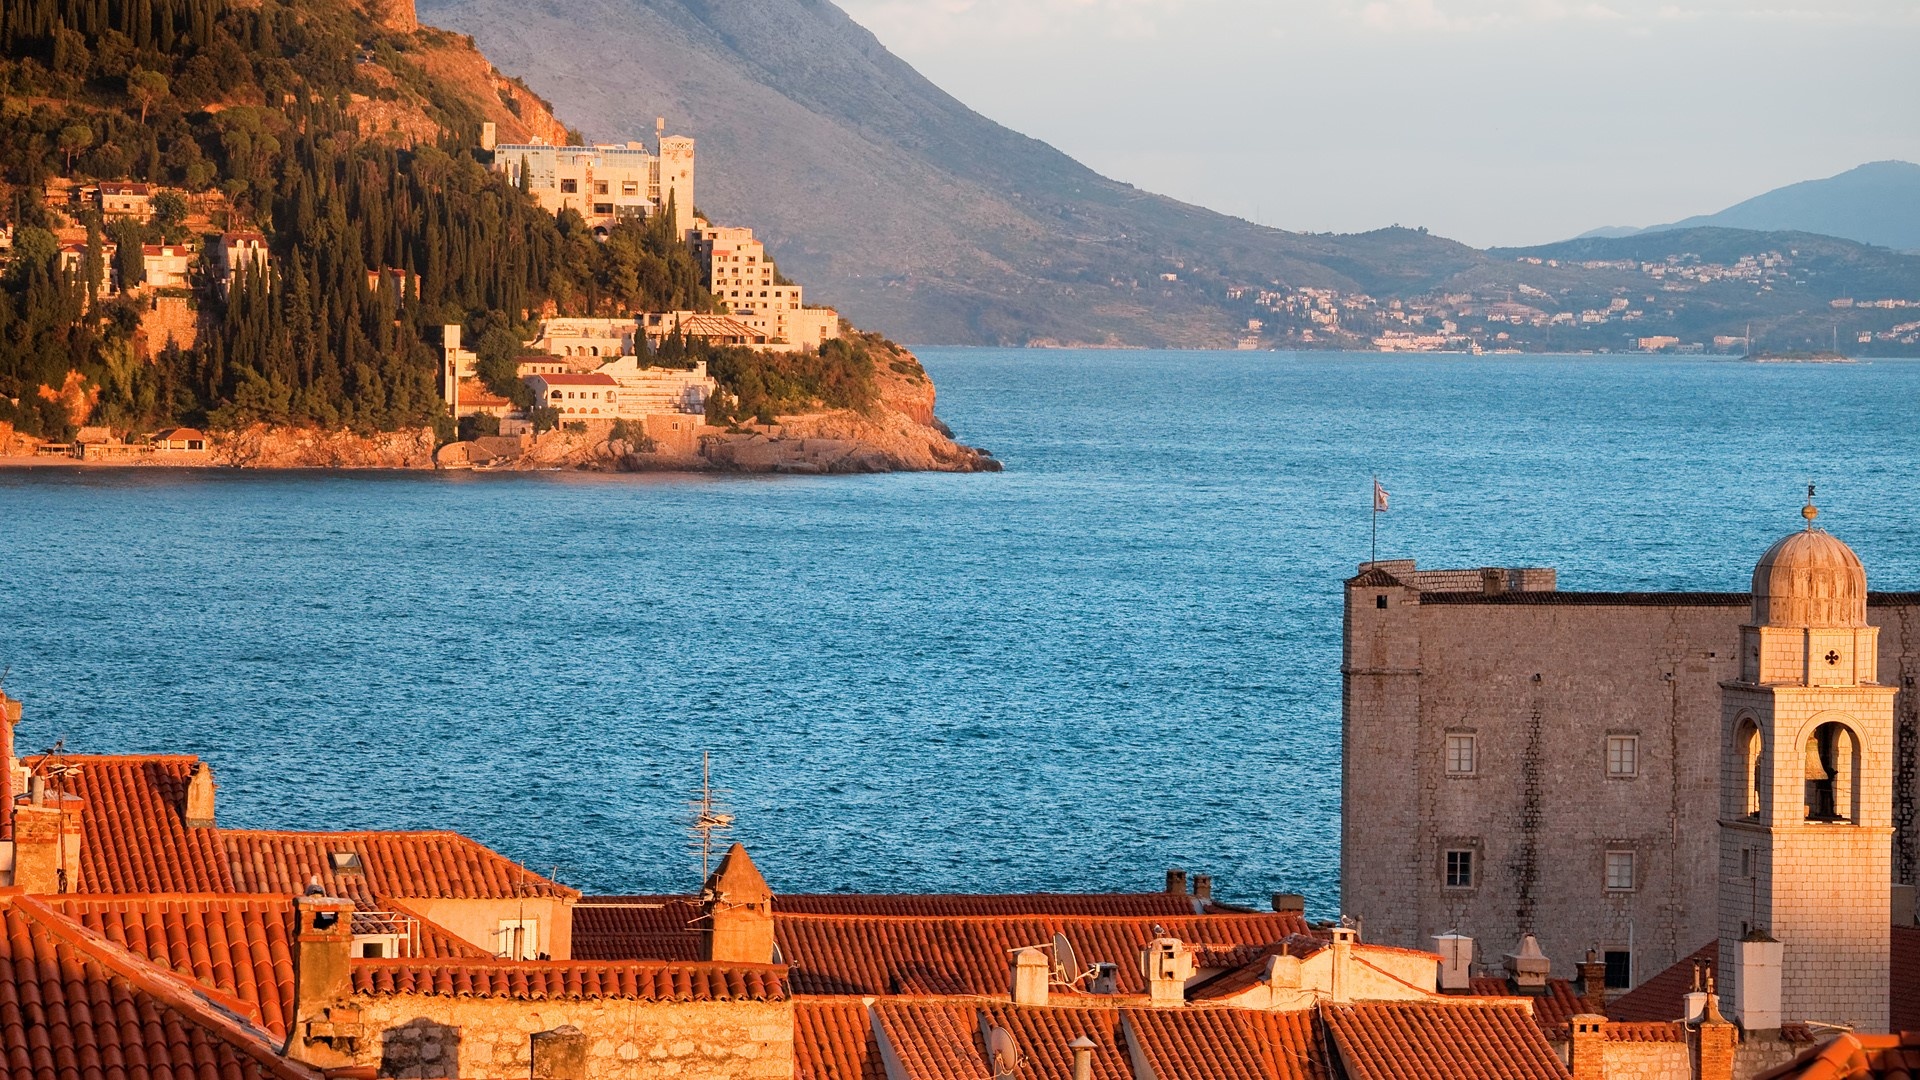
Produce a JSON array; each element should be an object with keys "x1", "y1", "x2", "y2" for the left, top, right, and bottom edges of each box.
[
  {"x1": 1735, "y1": 718, "x2": 1764, "y2": 818},
  {"x1": 1803, "y1": 721, "x2": 1859, "y2": 823}
]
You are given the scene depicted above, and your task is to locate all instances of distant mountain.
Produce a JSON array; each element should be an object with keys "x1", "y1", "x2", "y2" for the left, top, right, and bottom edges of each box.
[
  {"x1": 1580, "y1": 162, "x2": 1920, "y2": 252},
  {"x1": 414, "y1": 0, "x2": 1489, "y2": 346}
]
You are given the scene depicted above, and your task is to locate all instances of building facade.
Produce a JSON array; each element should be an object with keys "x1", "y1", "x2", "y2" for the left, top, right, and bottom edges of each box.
[
  {"x1": 490, "y1": 134, "x2": 695, "y2": 238},
  {"x1": 1341, "y1": 523, "x2": 1920, "y2": 999},
  {"x1": 691, "y1": 225, "x2": 839, "y2": 351}
]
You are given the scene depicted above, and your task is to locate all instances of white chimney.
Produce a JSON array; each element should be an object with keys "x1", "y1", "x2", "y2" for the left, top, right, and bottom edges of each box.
[
  {"x1": 1732, "y1": 935, "x2": 1783, "y2": 1032},
  {"x1": 1432, "y1": 933, "x2": 1474, "y2": 991},
  {"x1": 1330, "y1": 926, "x2": 1359, "y2": 1003},
  {"x1": 1011, "y1": 947, "x2": 1049, "y2": 1006},
  {"x1": 1503, "y1": 934, "x2": 1552, "y2": 993},
  {"x1": 1139, "y1": 936, "x2": 1195, "y2": 1008}
]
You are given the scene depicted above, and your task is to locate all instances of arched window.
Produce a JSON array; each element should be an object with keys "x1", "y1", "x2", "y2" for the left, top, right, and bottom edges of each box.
[
  {"x1": 1804, "y1": 722, "x2": 1860, "y2": 823},
  {"x1": 1736, "y1": 719, "x2": 1763, "y2": 818}
]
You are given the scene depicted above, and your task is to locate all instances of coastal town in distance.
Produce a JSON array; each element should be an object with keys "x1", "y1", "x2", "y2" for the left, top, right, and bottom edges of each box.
[{"x1": 2, "y1": 0, "x2": 1918, "y2": 1077}]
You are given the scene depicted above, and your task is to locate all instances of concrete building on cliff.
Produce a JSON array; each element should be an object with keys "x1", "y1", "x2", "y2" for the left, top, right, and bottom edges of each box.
[
  {"x1": 692, "y1": 224, "x2": 840, "y2": 352},
  {"x1": 489, "y1": 125, "x2": 696, "y2": 239},
  {"x1": 1342, "y1": 496, "x2": 1915, "y2": 1043}
]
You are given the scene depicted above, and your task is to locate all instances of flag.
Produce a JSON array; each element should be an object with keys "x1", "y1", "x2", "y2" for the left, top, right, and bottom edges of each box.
[{"x1": 1373, "y1": 479, "x2": 1390, "y2": 513}]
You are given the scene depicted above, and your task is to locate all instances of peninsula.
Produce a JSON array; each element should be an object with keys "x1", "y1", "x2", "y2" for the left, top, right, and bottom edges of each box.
[{"x1": 0, "y1": 0, "x2": 995, "y2": 473}]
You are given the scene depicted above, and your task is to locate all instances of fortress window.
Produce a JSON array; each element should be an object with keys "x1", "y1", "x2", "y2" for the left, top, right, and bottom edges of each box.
[
  {"x1": 1606, "y1": 736, "x2": 1639, "y2": 778},
  {"x1": 1445, "y1": 734, "x2": 1476, "y2": 776},
  {"x1": 1444, "y1": 850, "x2": 1474, "y2": 889},
  {"x1": 1604, "y1": 850, "x2": 1635, "y2": 892},
  {"x1": 1603, "y1": 950, "x2": 1632, "y2": 990}
]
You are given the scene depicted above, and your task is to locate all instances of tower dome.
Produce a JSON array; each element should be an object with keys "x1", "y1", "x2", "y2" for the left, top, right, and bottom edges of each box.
[{"x1": 1750, "y1": 499, "x2": 1866, "y2": 628}]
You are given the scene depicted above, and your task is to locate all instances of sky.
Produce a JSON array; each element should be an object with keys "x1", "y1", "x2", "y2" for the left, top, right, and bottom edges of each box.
[{"x1": 834, "y1": 0, "x2": 1920, "y2": 247}]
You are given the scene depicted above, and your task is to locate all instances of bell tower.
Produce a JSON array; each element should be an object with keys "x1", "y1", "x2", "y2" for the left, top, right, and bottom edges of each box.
[{"x1": 1718, "y1": 493, "x2": 1892, "y2": 1032}]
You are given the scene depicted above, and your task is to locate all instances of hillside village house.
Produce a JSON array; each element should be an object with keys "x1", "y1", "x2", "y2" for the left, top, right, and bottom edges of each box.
[
  {"x1": 692, "y1": 224, "x2": 840, "y2": 351},
  {"x1": 216, "y1": 230, "x2": 271, "y2": 295},
  {"x1": 528, "y1": 370, "x2": 619, "y2": 419},
  {"x1": 97, "y1": 180, "x2": 153, "y2": 217},
  {"x1": 142, "y1": 243, "x2": 192, "y2": 289},
  {"x1": 153, "y1": 426, "x2": 208, "y2": 451},
  {"x1": 487, "y1": 123, "x2": 697, "y2": 238}
]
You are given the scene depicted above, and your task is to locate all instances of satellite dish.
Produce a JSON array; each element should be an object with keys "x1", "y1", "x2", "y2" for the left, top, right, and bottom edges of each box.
[
  {"x1": 1053, "y1": 933, "x2": 1080, "y2": 984},
  {"x1": 986, "y1": 1027, "x2": 1018, "y2": 1076}
]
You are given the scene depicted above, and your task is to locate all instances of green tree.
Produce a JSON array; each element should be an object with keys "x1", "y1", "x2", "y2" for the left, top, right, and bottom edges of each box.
[
  {"x1": 472, "y1": 324, "x2": 533, "y2": 408},
  {"x1": 127, "y1": 68, "x2": 169, "y2": 125},
  {"x1": 58, "y1": 123, "x2": 92, "y2": 171}
]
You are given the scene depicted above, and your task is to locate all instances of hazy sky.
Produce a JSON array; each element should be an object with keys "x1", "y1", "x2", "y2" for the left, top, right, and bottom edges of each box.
[{"x1": 835, "y1": 0, "x2": 1920, "y2": 247}]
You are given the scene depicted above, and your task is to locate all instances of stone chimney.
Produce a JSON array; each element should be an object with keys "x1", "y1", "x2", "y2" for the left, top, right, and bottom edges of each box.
[
  {"x1": 1139, "y1": 935, "x2": 1194, "y2": 1008},
  {"x1": 11, "y1": 774, "x2": 84, "y2": 894},
  {"x1": 1502, "y1": 934, "x2": 1552, "y2": 994},
  {"x1": 1329, "y1": 926, "x2": 1358, "y2": 1004},
  {"x1": 1695, "y1": 973, "x2": 1737, "y2": 1080},
  {"x1": 1068, "y1": 1036, "x2": 1095, "y2": 1080},
  {"x1": 285, "y1": 886, "x2": 361, "y2": 1068},
  {"x1": 1165, "y1": 868, "x2": 1187, "y2": 895},
  {"x1": 1271, "y1": 893, "x2": 1305, "y2": 915},
  {"x1": 1578, "y1": 949, "x2": 1608, "y2": 1012},
  {"x1": 184, "y1": 762, "x2": 216, "y2": 828},
  {"x1": 531, "y1": 1025, "x2": 587, "y2": 1080},
  {"x1": 1191, "y1": 874, "x2": 1212, "y2": 901},
  {"x1": 1567, "y1": 1015, "x2": 1606, "y2": 1080},
  {"x1": 0, "y1": 692, "x2": 19, "y2": 840},
  {"x1": 1011, "y1": 947, "x2": 1049, "y2": 1006},
  {"x1": 702, "y1": 842, "x2": 775, "y2": 965}
]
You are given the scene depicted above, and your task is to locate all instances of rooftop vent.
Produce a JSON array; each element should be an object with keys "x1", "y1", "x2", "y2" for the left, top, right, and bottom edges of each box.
[{"x1": 328, "y1": 851, "x2": 364, "y2": 874}]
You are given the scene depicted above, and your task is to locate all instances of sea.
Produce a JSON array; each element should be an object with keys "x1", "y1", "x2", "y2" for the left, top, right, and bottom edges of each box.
[{"x1": 2, "y1": 350, "x2": 1918, "y2": 913}]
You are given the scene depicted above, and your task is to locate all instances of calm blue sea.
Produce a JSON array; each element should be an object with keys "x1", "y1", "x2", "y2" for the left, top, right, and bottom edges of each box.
[{"x1": 2, "y1": 351, "x2": 1918, "y2": 913}]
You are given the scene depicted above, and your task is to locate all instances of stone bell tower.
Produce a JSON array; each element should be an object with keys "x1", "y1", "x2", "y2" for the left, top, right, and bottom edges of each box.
[{"x1": 1718, "y1": 493, "x2": 1892, "y2": 1032}]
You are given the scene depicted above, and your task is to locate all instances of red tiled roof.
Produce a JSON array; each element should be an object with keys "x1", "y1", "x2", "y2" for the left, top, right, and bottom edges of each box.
[
  {"x1": 1605, "y1": 940, "x2": 1716, "y2": 1022},
  {"x1": 871, "y1": 1001, "x2": 990, "y2": 1080},
  {"x1": 154, "y1": 427, "x2": 206, "y2": 441},
  {"x1": 1124, "y1": 1005, "x2": 1330, "y2": 1080},
  {"x1": 223, "y1": 829, "x2": 578, "y2": 902},
  {"x1": 573, "y1": 897, "x2": 706, "y2": 961},
  {"x1": 350, "y1": 958, "x2": 787, "y2": 1001},
  {"x1": 0, "y1": 891, "x2": 318, "y2": 1080},
  {"x1": 1321, "y1": 1000, "x2": 1572, "y2": 1080},
  {"x1": 776, "y1": 893, "x2": 1215, "y2": 917},
  {"x1": 1756, "y1": 1032, "x2": 1920, "y2": 1080},
  {"x1": 47, "y1": 894, "x2": 297, "y2": 1039},
  {"x1": 455, "y1": 378, "x2": 512, "y2": 408},
  {"x1": 531, "y1": 372, "x2": 618, "y2": 386},
  {"x1": 795, "y1": 1000, "x2": 885, "y2": 1080},
  {"x1": 1604, "y1": 1022, "x2": 1686, "y2": 1042},
  {"x1": 46, "y1": 755, "x2": 235, "y2": 894},
  {"x1": 775, "y1": 912, "x2": 1311, "y2": 996},
  {"x1": 1468, "y1": 976, "x2": 1592, "y2": 1037}
]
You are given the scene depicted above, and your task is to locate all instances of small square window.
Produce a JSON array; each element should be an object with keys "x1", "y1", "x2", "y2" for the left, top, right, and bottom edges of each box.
[
  {"x1": 1603, "y1": 950, "x2": 1632, "y2": 989},
  {"x1": 1445, "y1": 734, "x2": 1476, "y2": 776},
  {"x1": 1376, "y1": 594, "x2": 1388, "y2": 609},
  {"x1": 328, "y1": 851, "x2": 364, "y2": 874},
  {"x1": 1605, "y1": 850, "x2": 1635, "y2": 891},
  {"x1": 1607, "y1": 736, "x2": 1639, "y2": 778},
  {"x1": 1444, "y1": 849, "x2": 1474, "y2": 889}
]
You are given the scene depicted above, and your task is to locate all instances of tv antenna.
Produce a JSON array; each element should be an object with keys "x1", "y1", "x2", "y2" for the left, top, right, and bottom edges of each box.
[{"x1": 688, "y1": 752, "x2": 734, "y2": 883}]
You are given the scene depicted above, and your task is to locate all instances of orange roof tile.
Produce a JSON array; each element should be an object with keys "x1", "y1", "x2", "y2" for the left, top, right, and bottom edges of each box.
[
  {"x1": 1603, "y1": 1022, "x2": 1687, "y2": 1043},
  {"x1": 871, "y1": 1000, "x2": 989, "y2": 1080},
  {"x1": 795, "y1": 1000, "x2": 886, "y2": 1080},
  {"x1": 1123, "y1": 1005, "x2": 1330, "y2": 1080},
  {"x1": 350, "y1": 958, "x2": 788, "y2": 1001},
  {"x1": 1755, "y1": 1032, "x2": 1920, "y2": 1080},
  {"x1": 774, "y1": 913, "x2": 1310, "y2": 996},
  {"x1": 46, "y1": 755, "x2": 235, "y2": 893},
  {"x1": 574, "y1": 897, "x2": 706, "y2": 960},
  {"x1": 1604, "y1": 940, "x2": 1716, "y2": 1022},
  {"x1": 1467, "y1": 975, "x2": 1591, "y2": 1037},
  {"x1": 1320, "y1": 1000, "x2": 1572, "y2": 1080},
  {"x1": 0, "y1": 891, "x2": 318, "y2": 1080},
  {"x1": 47, "y1": 894, "x2": 298, "y2": 1039},
  {"x1": 223, "y1": 829, "x2": 578, "y2": 902},
  {"x1": 776, "y1": 893, "x2": 1218, "y2": 917},
  {"x1": 972, "y1": 1003, "x2": 1133, "y2": 1080}
]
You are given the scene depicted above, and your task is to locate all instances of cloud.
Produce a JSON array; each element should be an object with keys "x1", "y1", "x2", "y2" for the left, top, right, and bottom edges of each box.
[{"x1": 840, "y1": 0, "x2": 1208, "y2": 49}]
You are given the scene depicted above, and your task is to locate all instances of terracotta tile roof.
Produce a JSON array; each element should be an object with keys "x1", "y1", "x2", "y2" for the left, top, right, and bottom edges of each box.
[
  {"x1": 1604, "y1": 940, "x2": 1715, "y2": 1022},
  {"x1": 223, "y1": 829, "x2": 578, "y2": 902},
  {"x1": 0, "y1": 890, "x2": 318, "y2": 1080},
  {"x1": 46, "y1": 755, "x2": 235, "y2": 893},
  {"x1": 1123, "y1": 1005, "x2": 1330, "y2": 1080},
  {"x1": 1467, "y1": 976, "x2": 1592, "y2": 1036},
  {"x1": 1755, "y1": 1032, "x2": 1920, "y2": 1080},
  {"x1": 531, "y1": 372, "x2": 618, "y2": 386},
  {"x1": 795, "y1": 1000, "x2": 885, "y2": 1080},
  {"x1": 46, "y1": 894, "x2": 298, "y2": 1040},
  {"x1": 775, "y1": 893, "x2": 1217, "y2": 917},
  {"x1": 871, "y1": 1000, "x2": 989, "y2": 1080},
  {"x1": 350, "y1": 958, "x2": 787, "y2": 1001},
  {"x1": 1603, "y1": 1022, "x2": 1687, "y2": 1042},
  {"x1": 1320, "y1": 1000, "x2": 1572, "y2": 1080},
  {"x1": 573, "y1": 897, "x2": 706, "y2": 961},
  {"x1": 775, "y1": 913, "x2": 1311, "y2": 996}
]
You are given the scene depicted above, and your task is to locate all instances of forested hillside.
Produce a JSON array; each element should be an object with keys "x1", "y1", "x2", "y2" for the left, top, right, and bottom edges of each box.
[{"x1": 0, "y1": 0, "x2": 712, "y2": 440}]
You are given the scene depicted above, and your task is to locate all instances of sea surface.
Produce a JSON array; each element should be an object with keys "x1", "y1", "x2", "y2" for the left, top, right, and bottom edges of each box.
[{"x1": 2, "y1": 351, "x2": 1918, "y2": 912}]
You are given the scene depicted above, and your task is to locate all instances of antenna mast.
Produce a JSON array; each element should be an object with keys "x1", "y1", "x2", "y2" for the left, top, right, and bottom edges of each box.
[{"x1": 689, "y1": 752, "x2": 734, "y2": 884}]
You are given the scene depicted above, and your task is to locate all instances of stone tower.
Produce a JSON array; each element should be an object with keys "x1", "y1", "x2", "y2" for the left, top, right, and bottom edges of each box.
[
  {"x1": 702, "y1": 842, "x2": 775, "y2": 964},
  {"x1": 658, "y1": 133, "x2": 696, "y2": 240},
  {"x1": 1718, "y1": 497, "x2": 1891, "y2": 1032}
]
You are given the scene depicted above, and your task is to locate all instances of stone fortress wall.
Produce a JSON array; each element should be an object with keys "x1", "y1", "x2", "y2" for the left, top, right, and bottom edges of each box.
[{"x1": 1341, "y1": 559, "x2": 1920, "y2": 988}]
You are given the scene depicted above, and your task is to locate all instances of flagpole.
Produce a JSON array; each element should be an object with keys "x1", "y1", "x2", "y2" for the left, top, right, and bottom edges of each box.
[{"x1": 1370, "y1": 475, "x2": 1379, "y2": 567}]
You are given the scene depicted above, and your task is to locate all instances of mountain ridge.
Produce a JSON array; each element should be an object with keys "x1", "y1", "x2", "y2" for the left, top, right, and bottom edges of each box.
[{"x1": 1575, "y1": 161, "x2": 1920, "y2": 252}]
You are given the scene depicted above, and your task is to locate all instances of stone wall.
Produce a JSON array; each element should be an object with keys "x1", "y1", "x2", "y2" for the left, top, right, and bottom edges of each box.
[
  {"x1": 353, "y1": 995, "x2": 792, "y2": 1079},
  {"x1": 1599, "y1": 1039, "x2": 1688, "y2": 1080},
  {"x1": 1342, "y1": 574, "x2": 1920, "y2": 988},
  {"x1": 138, "y1": 295, "x2": 199, "y2": 358}
]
